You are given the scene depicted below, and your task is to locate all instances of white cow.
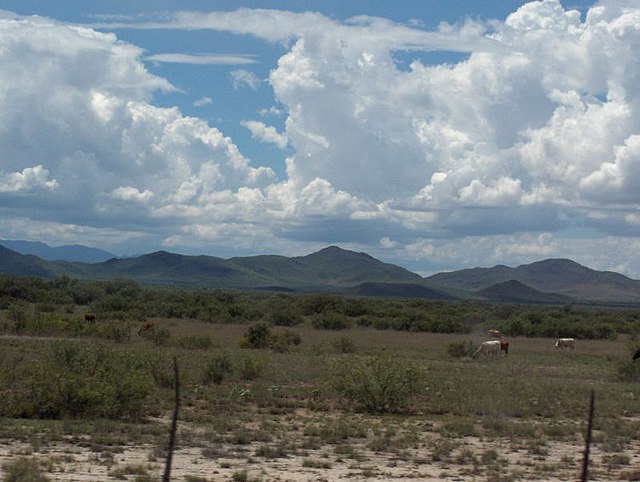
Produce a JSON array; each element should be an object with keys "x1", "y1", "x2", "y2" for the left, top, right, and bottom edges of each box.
[
  {"x1": 473, "y1": 340, "x2": 501, "y2": 357},
  {"x1": 555, "y1": 338, "x2": 575, "y2": 350},
  {"x1": 488, "y1": 329, "x2": 502, "y2": 338}
]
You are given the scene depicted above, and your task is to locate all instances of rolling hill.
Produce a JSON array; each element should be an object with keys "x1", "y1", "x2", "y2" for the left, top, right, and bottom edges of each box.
[
  {"x1": 0, "y1": 240, "x2": 116, "y2": 263},
  {"x1": 426, "y1": 258, "x2": 640, "y2": 303},
  {"x1": 476, "y1": 279, "x2": 573, "y2": 304},
  {"x1": 2, "y1": 243, "x2": 640, "y2": 303}
]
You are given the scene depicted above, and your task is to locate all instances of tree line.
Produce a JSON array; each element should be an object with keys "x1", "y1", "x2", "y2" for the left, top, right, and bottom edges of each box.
[{"x1": 0, "y1": 273, "x2": 638, "y2": 339}]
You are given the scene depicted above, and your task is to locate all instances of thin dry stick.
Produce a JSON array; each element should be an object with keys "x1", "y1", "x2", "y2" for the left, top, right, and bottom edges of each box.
[
  {"x1": 163, "y1": 356, "x2": 180, "y2": 482},
  {"x1": 580, "y1": 390, "x2": 595, "y2": 482}
]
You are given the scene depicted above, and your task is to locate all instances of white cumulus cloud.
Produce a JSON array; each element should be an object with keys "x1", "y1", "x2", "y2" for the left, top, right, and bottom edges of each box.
[
  {"x1": 4, "y1": 3, "x2": 640, "y2": 276},
  {"x1": 241, "y1": 120, "x2": 288, "y2": 149},
  {"x1": 0, "y1": 165, "x2": 58, "y2": 193}
]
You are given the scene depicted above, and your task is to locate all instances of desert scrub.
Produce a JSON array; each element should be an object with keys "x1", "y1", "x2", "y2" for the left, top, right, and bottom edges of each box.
[
  {"x1": 0, "y1": 341, "x2": 154, "y2": 419},
  {"x1": 202, "y1": 353, "x2": 233, "y2": 385},
  {"x1": 615, "y1": 358, "x2": 640, "y2": 382},
  {"x1": 177, "y1": 334, "x2": 213, "y2": 350},
  {"x1": 1, "y1": 457, "x2": 50, "y2": 482},
  {"x1": 332, "y1": 354, "x2": 425, "y2": 413},
  {"x1": 240, "y1": 322, "x2": 271, "y2": 349},
  {"x1": 447, "y1": 339, "x2": 476, "y2": 358},
  {"x1": 332, "y1": 335, "x2": 356, "y2": 353},
  {"x1": 311, "y1": 311, "x2": 351, "y2": 330}
]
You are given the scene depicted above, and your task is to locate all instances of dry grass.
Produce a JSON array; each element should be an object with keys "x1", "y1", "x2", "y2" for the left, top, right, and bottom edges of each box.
[{"x1": 1, "y1": 316, "x2": 640, "y2": 480}]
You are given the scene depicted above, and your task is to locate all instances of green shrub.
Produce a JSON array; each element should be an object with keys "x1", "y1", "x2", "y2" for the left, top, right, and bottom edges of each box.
[
  {"x1": 446, "y1": 340, "x2": 476, "y2": 358},
  {"x1": 332, "y1": 336, "x2": 356, "y2": 354},
  {"x1": 202, "y1": 354, "x2": 233, "y2": 385},
  {"x1": 178, "y1": 334, "x2": 213, "y2": 350},
  {"x1": 238, "y1": 354, "x2": 265, "y2": 381},
  {"x1": 267, "y1": 306, "x2": 303, "y2": 327},
  {"x1": 2, "y1": 457, "x2": 50, "y2": 482},
  {"x1": 615, "y1": 360, "x2": 640, "y2": 383},
  {"x1": 333, "y1": 355, "x2": 424, "y2": 413},
  {"x1": 311, "y1": 312, "x2": 351, "y2": 330},
  {"x1": 95, "y1": 321, "x2": 132, "y2": 343},
  {"x1": 9, "y1": 301, "x2": 28, "y2": 335},
  {"x1": 149, "y1": 327, "x2": 171, "y2": 346},
  {"x1": 240, "y1": 322, "x2": 271, "y2": 349},
  {"x1": 1, "y1": 341, "x2": 154, "y2": 420},
  {"x1": 269, "y1": 329, "x2": 302, "y2": 353}
]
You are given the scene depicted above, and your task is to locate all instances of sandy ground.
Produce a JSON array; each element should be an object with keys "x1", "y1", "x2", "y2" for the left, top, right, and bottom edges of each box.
[{"x1": 1, "y1": 424, "x2": 639, "y2": 481}]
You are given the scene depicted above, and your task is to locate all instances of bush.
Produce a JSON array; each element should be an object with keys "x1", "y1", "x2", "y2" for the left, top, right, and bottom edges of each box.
[
  {"x1": 332, "y1": 336, "x2": 356, "y2": 354},
  {"x1": 269, "y1": 329, "x2": 302, "y2": 353},
  {"x1": 446, "y1": 340, "x2": 476, "y2": 358},
  {"x1": 311, "y1": 312, "x2": 351, "y2": 330},
  {"x1": 202, "y1": 354, "x2": 233, "y2": 385},
  {"x1": 238, "y1": 354, "x2": 265, "y2": 381},
  {"x1": 616, "y1": 359, "x2": 640, "y2": 383},
  {"x1": 95, "y1": 321, "x2": 132, "y2": 343},
  {"x1": 267, "y1": 307, "x2": 303, "y2": 327},
  {"x1": 178, "y1": 334, "x2": 213, "y2": 350},
  {"x1": 240, "y1": 322, "x2": 271, "y2": 349},
  {"x1": 2, "y1": 457, "x2": 50, "y2": 482},
  {"x1": 142, "y1": 326, "x2": 171, "y2": 346},
  {"x1": 333, "y1": 354, "x2": 424, "y2": 413},
  {"x1": 1, "y1": 341, "x2": 154, "y2": 420}
]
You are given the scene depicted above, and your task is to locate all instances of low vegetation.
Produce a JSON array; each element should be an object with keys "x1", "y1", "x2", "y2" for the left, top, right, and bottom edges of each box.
[{"x1": 1, "y1": 273, "x2": 640, "y2": 480}]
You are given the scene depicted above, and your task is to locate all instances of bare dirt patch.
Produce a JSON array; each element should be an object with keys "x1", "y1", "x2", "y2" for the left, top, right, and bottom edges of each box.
[{"x1": 1, "y1": 414, "x2": 638, "y2": 481}]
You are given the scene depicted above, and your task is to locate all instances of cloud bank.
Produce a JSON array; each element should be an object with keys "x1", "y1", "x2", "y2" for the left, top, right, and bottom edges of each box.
[{"x1": 2, "y1": 1, "x2": 640, "y2": 276}]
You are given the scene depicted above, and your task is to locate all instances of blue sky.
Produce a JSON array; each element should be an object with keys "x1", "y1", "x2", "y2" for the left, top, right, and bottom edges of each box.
[{"x1": 1, "y1": 0, "x2": 640, "y2": 276}]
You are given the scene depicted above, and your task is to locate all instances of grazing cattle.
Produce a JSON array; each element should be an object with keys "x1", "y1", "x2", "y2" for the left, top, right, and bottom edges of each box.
[
  {"x1": 633, "y1": 348, "x2": 640, "y2": 361},
  {"x1": 488, "y1": 329, "x2": 502, "y2": 338},
  {"x1": 555, "y1": 338, "x2": 575, "y2": 350},
  {"x1": 138, "y1": 321, "x2": 155, "y2": 336},
  {"x1": 500, "y1": 340, "x2": 510, "y2": 355},
  {"x1": 473, "y1": 340, "x2": 501, "y2": 357},
  {"x1": 84, "y1": 312, "x2": 96, "y2": 322}
]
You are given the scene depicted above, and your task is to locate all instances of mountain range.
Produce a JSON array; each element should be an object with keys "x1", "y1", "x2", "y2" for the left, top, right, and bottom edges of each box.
[
  {"x1": 1, "y1": 241, "x2": 640, "y2": 305},
  {"x1": 0, "y1": 240, "x2": 116, "y2": 263}
]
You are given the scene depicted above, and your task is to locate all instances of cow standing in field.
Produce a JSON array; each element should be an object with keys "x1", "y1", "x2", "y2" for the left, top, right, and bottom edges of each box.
[
  {"x1": 473, "y1": 340, "x2": 502, "y2": 357},
  {"x1": 138, "y1": 321, "x2": 155, "y2": 336},
  {"x1": 84, "y1": 312, "x2": 96, "y2": 322},
  {"x1": 633, "y1": 348, "x2": 640, "y2": 361},
  {"x1": 555, "y1": 338, "x2": 575, "y2": 350},
  {"x1": 488, "y1": 329, "x2": 502, "y2": 338},
  {"x1": 500, "y1": 340, "x2": 510, "y2": 355}
]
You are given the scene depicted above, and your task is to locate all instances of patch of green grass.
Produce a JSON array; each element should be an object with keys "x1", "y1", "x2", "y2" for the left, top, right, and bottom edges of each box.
[
  {"x1": 1, "y1": 457, "x2": 50, "y2": 482},
  {"x1": 302, "y1": 458, "x2": 332, "y2": 469}
]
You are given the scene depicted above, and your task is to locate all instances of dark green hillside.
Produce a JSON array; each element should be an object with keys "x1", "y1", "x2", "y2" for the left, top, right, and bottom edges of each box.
[
  {"x1": 346, "y1": 281, "x2": 455, "y2": 299},
  {"x1": 427, "y1": 258, "x2": 640, "y2": 303},
  {"x1": 477, "y1": 279, "x2": 573, "y2": 304},
  {"x1": 76, "y1": 250, "x2": 278, "y2": 288},
  {"x1": 228, "y1": 254, "x2": 315, "y2": 288},
  {"x1": 0, "y1": 245, "x2": 60, "y2": 278},
  {"x1": 295, "y1": 246, "x2": 425, "y2": 286},
  {"x1": 3, "y1": 242, "x2": 640, "y2": 303}
]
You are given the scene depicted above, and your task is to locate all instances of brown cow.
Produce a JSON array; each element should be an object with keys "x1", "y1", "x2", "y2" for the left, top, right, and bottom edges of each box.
[
  {"x1": 84, "y1": 312, "x2": 96, "y2": 322},
  {"x1": 138, "y1": 321, "x2": 155, "y2": 336},
  {"x1": 500, "y1": 340, "x2": 510, "y2": 355}
]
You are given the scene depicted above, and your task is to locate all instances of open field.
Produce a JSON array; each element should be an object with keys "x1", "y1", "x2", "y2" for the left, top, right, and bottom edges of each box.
[
  {"x1": 1, "y1": 315, "x2": 640, "y2": 481},
  {"x1": 1, "y1": 277, "x2": 640, "y2": 480}
]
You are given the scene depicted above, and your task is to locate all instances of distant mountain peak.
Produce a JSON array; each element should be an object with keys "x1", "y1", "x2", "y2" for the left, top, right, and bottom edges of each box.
[{"x1": 0, "y1": 239, "x2": 116, "y2": 263}]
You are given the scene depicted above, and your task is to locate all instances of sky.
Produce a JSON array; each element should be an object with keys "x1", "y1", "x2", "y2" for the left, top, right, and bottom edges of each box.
[{"x1": 1, "y1": 0, "x2": 640, "y2": 277}]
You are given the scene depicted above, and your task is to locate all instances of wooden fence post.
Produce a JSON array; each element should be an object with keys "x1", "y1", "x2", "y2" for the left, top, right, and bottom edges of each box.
[
  {"x1": 163, "y1": 356, "x2": 180, "y2": 482},
  {"x1": 580, "y1": 390, "x2": 595, "y2": 482}
]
